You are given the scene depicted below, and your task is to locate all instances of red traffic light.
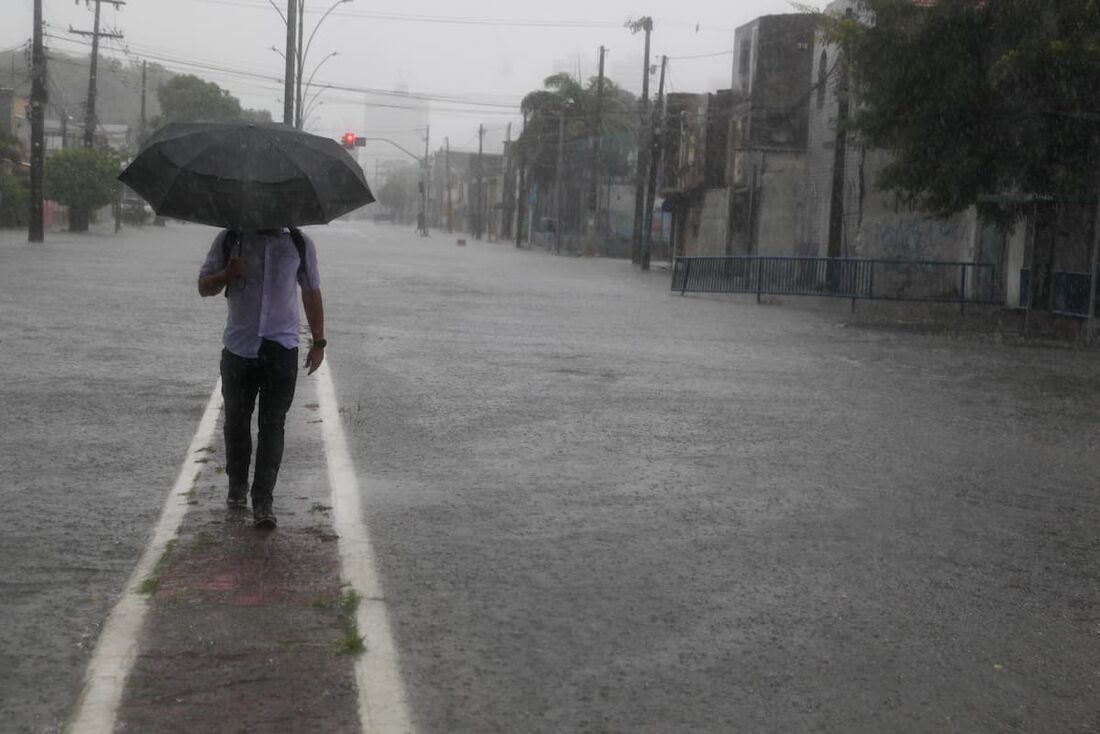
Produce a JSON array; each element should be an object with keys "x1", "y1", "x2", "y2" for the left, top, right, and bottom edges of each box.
[{"x1": 342, "y1": 132, "x2": 357, "y2": 149}]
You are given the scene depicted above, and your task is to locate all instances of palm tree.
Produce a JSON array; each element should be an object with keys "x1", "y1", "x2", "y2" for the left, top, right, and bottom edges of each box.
[{"x1": 517, "y1": 73, "x2": 637, "y2": 237}]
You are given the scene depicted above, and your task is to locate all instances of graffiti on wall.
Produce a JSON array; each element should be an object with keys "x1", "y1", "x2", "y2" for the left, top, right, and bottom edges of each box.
[{"x1": 868, "y1": 217, "x2": 961, "y2": 262}]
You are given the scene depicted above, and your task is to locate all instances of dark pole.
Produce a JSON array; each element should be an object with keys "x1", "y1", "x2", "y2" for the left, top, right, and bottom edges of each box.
[
  {"x1": 555, "y1": 103, "x2": 566, "y2": 254},
  {"x1": 28, "y1": 0, "x2": 46, "y2": 243},
  {"x1": 476, "y1": 123, "x2": 485, "y2": 239},
  {"x1": 630, "y1": 17, "x2": 653, "y2": 265},
  {"x1": 139, "y1": 59, "x2": 147, "y2": 138},
  {"x1": 641, "y1": 55, "x2": 667, "y2": 271},
  {"x1": 295, "y1": 0, "x2": 304, "y2": 128},
  {"x1": 503, "y1": 121, "x2": 513, "y2": 239},
  {"x1": 515, "y1": 111, "x2": 527, "y2": 248},
  {"x1": 827, "y1": 12, "x2": 852, "y2": 262},
  {"x1": 588, "y1": 45, "x2": 606, "y2": 256},
  {"x1": 1088, "y1": 182, "x2": 1100, "y2": 342},
  {"x1": 70, "y1": 0, "x2": 124, "y2": 147},
  {"x1": 421, "y1": 124, "x2": 430, "y2": 236},
  {"x1": 83, "y1": 0, "x2": 103, "y2": 148},
  {"x1": 445, "y1": 137, "x2": 453, "y2": 233},
  {"x1": 284, "y1": 0, "x2": 297, "y2": 125}
]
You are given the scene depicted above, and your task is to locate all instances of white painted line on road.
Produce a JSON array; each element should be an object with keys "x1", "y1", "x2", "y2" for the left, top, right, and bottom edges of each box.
[
  {"x1": 66, "y1": 382, "x2": 222, "y2": 734},
  {"x1": 315, "y1": 361, "x2": 415, "y2": 734}
]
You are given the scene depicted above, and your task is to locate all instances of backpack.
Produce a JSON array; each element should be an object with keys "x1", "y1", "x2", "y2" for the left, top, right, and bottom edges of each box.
[{"x1": 222, "y1": 228, "x2": 309, "y2": 297}]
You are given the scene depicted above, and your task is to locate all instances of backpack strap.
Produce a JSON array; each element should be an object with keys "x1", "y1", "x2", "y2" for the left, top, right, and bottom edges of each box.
[
  {"x1": 288, "y1": 227, "x2": 310, "y2": 284},
  {"x1": 222, "y1": 229, "x2": 241, "y2": 298}
]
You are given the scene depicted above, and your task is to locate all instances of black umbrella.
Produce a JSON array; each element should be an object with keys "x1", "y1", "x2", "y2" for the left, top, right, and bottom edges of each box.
[{"x1": 119, "y1": 122, "x2": 374, "y2": 230}]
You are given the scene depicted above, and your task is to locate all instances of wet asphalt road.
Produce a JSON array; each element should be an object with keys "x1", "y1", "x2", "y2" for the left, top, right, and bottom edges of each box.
[{"x1": 2, "y1": 221, "x2": 1099, "y2": 732}]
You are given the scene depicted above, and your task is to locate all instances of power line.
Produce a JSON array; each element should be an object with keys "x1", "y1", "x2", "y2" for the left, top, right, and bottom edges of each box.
[
  {"x1": 48, "y1": 33, "x2": 528, "y2": 116},
  {"x1": 668, "y1": 49, "x2": 734, "y2": 60},
  {"x1": 51, "y1": 32, "x2": 527, "y2": 112},
  {"x1": 191, "y1": 0, "x2": 625, "y2": 29}
]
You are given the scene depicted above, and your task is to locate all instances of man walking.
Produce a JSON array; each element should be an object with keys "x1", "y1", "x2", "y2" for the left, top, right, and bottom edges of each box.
[{"x1": 198, "y1": 228, "x2": 326, "y2": 529}]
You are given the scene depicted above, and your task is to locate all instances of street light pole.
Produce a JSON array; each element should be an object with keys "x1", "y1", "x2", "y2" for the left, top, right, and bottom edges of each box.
[
  {"x1": 296, "y1": 0, "x2": 352, "y2": 128},
  {"x1": 28, "y1": 0, "x2": 46, "y2": 242},
  {"x1": 421, "y1": 125, "x2": 430, "y2": 236},
  {"x1": 283, "y1": 0, "x2": 296, "y2": 125}
]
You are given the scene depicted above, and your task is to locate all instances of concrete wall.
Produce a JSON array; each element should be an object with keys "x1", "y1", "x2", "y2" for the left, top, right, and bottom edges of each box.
[
  {"x1": 690, "y1": 189, "x2": 729, "y2": 256},
  {"x1": 755, "y1": 150, "x2": 807, "y2": 256},
  {"x1": 733, "y1": 16, "x2": 816, "y2": 147}
]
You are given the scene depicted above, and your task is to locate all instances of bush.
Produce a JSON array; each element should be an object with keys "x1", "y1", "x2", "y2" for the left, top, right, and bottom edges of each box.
[
  {"x1": 44, "y1": 148, "x2": 121, "y2": 232},
  {"x1": 0, "y1": 170, "x2": 29, "y2": 228}
]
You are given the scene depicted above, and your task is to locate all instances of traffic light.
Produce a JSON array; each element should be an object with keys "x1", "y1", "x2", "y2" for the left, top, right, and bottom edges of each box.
[{"x1": 342, "y1": 131, "x2": 357, "y2": 149}]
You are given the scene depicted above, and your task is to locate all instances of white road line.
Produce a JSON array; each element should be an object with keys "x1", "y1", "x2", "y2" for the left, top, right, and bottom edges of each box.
[
  {"x1": 66, "y1": 381, "x2": 223, "y2": 734},
  {"x1": 315, "y1": 361, "x2": 415, "y2": 734}
]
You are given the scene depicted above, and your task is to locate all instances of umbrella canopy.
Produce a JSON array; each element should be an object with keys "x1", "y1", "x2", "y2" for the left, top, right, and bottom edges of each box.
[{"x1": 119, "y1": 122, "x2": 374, "y2": 230}]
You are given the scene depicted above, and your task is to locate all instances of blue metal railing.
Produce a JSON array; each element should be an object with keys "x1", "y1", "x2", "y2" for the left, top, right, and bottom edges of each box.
[
  {"x1": 672, "y1": 256, "x2": 1002, "y2": 311},
  {"x1": 1019, "y1": 269, "x2": 1098, "y2": 318}
]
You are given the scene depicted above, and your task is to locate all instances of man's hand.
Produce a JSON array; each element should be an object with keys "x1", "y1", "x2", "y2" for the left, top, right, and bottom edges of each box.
[
  {"x1": 225, "y1": 256, "x2": 247, "y2": 281},
  {"x1": 304, "y1": 344, "x2": 325, "y2": 375}
]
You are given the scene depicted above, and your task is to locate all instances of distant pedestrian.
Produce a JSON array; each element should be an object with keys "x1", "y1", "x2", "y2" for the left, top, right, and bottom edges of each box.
[{"x1": 198, "y1": 228, "x2": 326, "y2": 529}]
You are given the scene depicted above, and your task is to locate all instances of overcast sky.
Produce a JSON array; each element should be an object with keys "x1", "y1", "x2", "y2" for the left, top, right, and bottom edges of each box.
[{"x1": 6, "y1": 0, "x2": 813, "y2": 157}]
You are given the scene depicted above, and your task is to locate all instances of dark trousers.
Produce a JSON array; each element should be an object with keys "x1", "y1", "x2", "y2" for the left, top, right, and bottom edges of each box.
[{"x1": 220, "y1": 340, "x2": 298, "y2": 506}]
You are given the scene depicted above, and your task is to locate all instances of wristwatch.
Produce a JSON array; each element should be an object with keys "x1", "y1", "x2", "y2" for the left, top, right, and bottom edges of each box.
[{"x1": 312, "y1": 338, "x2": 327, "y2": 349}]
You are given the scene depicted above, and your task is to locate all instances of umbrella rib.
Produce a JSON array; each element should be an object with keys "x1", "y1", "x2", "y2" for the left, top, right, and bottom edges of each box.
[{"x1": 266, "y1": 135, "x2": 324, "y2": 223}]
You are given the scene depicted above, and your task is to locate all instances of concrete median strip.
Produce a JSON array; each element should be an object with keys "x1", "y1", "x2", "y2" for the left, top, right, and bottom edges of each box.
[
  {"x1": 66, "y1": 381, "x2": 223, "y2": 734},
  {"x1": 66, "y1": 364, "x2": 413, "y2": 733},
  {"x1": 316, "y1": 360, "x2": 414, "y2": 734}
]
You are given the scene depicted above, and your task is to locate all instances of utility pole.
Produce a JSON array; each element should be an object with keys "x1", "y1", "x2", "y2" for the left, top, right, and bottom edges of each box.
[
  {"x1": 295, "y1": 0, "x2": 305, "y2": 128},
  {"x1": 628, "y1": 16, "x2": 654, "y2": 265},
  {"x1": 555, "y1": 102, "x2": 567, "y2": 254},
  {"x1": 444, "y1": 137, "x2": 453, "y2": 233},
  {"x1": 587, "y1": 45, "x2": 607, "y2": 257},
  {"x1": 641, "y1": 55, "x2": 667, "y2": 271},
  {"x1": 28, "y1": 0, "x2": 46, "y2": 242},
  {"x1": 60, "y1": 111, "x2": 68, "y2": 149},
  {"x1": 1087, "y1": 154, "x2": 1100, "y2": 343},
  {"x1": 70, "y1": 0, "x2": 125, "y2": 149},
  {"x1": 284, "y1": 0, "x2": 297, "y2": 125},
  {"x1": 476, "y1": 123, "x2": 485, "y2": 239},
  {"x1": 421, "y1": 124, "x2": 430, "y2": 236},
  {"x1": 502, "y1": 121, "x2": 514, "y2": 239},
  {"x1": 515, "y1": 111, "x2": 528, "y2": 248},
  {"x1": 139, "y1": 59, "x2": 147, "y2": 140}
]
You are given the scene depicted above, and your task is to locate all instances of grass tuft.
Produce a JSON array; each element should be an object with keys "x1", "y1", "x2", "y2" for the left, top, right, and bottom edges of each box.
[
  {"x1": 336, "y1": 589, "x2": 366, "y2": 656},
  {"x1": 137, "y1": 539, "x2": 177, "y2": 596}
]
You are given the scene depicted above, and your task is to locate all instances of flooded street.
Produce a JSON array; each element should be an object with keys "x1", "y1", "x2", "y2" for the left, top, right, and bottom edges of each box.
[{"x1": 3, "y1": 222, "x2": 1096, "y2": 732}]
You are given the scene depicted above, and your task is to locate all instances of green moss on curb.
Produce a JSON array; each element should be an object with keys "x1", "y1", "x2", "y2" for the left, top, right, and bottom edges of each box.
[{"x1": 137, "y1": 539, "x2": 177, "y2": 596}]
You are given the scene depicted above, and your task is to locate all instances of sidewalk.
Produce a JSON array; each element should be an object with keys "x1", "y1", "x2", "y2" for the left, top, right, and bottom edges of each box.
[{"x1": 111, "y1": 379, "x2": 363, "y2": 733}]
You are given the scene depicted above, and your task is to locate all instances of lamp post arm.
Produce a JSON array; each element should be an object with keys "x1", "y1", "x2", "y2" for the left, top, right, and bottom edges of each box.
[
  {"x1": 360, "y1": 137, "x2": 424, "y2": 164},
  {"x1": 303, "y1": 52, "x2": 337, "y2": 100},
  {"x1": 303, "y1": 0, "x2": 350, "y2": 77},
  {"x1": 303, "y1": 84, "x2": 331, "y2": 119},
  {"x1": 267, "y1": 0, "x2": 287, "y2": 24}
]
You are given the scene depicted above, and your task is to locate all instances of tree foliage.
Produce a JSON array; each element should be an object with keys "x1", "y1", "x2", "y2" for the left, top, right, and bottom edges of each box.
[
  {"x1": 45, "y1": 148, "x2": 121, "y2": 230},
  {"x1": 828, "y1": 0, "x2": 1100, "y2": 223},
  {"x1": 156, "y1": 74, "x2": 243, "y2": 124},
  {"x1": 377, "y1": 166, "x2": 419, "y2": 221},
  {"x1": 0, "y1": 169, "x2": 28, "y2": 228},
  {"x1": 516, "y1": 72, "x2": 638, "y2": 186}
]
